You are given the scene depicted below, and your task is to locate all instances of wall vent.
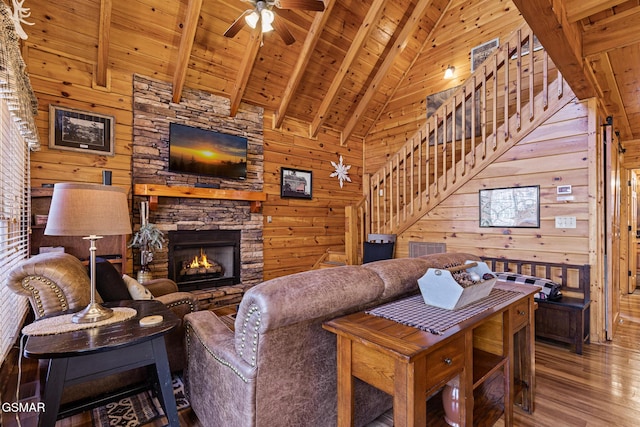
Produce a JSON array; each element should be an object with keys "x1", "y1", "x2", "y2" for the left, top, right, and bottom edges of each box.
[{"x1": 409, "y1": 242, "x2": 446, "y2": 258}]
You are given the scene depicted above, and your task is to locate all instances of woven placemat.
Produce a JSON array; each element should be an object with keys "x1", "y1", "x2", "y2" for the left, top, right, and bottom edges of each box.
[
  {"x1": 366, "y1": 289, "x2": 520, "y2": 334},
  {"x1": 22, "y1": 307, "x2": 137, "y2": 336}
]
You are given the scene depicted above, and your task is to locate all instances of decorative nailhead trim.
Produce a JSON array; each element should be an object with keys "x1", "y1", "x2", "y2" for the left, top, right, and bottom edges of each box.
[
  {"x1": 238, "y1": 304, "x2": 261, "y2": 366},
  {"x1": 20, "y1": 276, "x2": 69, "y2": 318},
  {"x1": 166, "y1": 299, "x2": 197, "y2": 313},
  {"x1": 185, "y1": 323, "x2": 250, "y2": 383}
]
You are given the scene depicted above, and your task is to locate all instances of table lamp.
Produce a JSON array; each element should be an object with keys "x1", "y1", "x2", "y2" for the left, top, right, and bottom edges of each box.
[{"x1": 44, "y1": 183, "x2": 132, "y2": 323}]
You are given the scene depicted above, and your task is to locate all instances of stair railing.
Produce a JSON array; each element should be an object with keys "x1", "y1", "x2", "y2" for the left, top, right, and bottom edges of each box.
[{"x1": 366, "y1": 22, "x2": 566, "y2": 237}]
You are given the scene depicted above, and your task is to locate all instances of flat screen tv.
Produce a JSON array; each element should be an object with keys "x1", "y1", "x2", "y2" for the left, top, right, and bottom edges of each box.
[{"x1": 169, "y1": 123, "x2": 248, "y2": 180}]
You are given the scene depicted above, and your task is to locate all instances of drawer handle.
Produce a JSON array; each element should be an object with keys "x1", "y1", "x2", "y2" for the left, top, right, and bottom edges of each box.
[
  {"x1": 518, "y1": 310, "x2": 526, "y2": 316},
  {"x1": 443, "y1": 357, "x2": 452, "y2": 365}
]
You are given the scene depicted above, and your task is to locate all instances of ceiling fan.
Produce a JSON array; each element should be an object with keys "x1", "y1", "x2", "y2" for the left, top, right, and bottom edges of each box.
[{"x1": 224, "y1": 0, "x2": 326, "y2": 45}]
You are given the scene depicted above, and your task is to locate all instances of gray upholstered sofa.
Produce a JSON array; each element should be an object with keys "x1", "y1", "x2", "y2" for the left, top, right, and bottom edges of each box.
[{"x1": 184, "y1": 252, "x2": 480, "y2": 427}]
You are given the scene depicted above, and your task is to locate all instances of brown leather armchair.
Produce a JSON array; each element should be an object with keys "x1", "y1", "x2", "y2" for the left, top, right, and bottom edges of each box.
[{"x1": 6, "y1": 251, "x2": 198, "y2": 404}]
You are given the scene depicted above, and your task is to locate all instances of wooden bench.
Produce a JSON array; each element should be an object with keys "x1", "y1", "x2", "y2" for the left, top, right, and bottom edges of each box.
[{"x1": 481, "y1": 257, "x2": 591, "y2": 354}]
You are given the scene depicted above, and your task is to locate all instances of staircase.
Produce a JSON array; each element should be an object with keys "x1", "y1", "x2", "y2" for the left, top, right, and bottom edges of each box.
[
  {"x1": 312, "y1": 197, "x2": 364, "y2": 268},
  {"x1": 317, "y1": 23, "x2": 574, "y2": 267},
  {"x1": 312, "y1": 249, "x2": 349, "y2": 269}
]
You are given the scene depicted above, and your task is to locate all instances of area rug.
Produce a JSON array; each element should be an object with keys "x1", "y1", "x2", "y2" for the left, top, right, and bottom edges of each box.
[{"x1": 91, "y1": 375, "x2": 190, "y2": 427}]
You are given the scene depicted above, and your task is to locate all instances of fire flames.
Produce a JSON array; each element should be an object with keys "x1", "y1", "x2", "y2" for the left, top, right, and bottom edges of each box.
[
  {"x1": 180, "y1": 248, "x2": 223, "y2": 278},
  {"x1": 189, "y1": 250, "x2": 213, "y2": 269}
]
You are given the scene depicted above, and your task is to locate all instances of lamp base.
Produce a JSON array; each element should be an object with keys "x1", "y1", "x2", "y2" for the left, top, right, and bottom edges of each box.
[
  {"x1": 72, "y1": 302, "x2": 114, "y2": 324},
  {"x1": 137, "y1": 267, "x2": 153, "y2": 284}
]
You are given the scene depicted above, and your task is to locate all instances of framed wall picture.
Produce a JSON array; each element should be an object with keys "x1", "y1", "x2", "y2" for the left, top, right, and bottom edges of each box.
[
  {"x1": 49, "y1": 105, "x2": 115, "y2": 156},
  {"x1": 471, "y1": 38, "x2": 499, "y2": 72},
  {"x1": 281, "y1": 167, "x2": 312, "y2": 199},
  {"x1": 479, "y1": 185, "x2": 540, "y2": 228}
]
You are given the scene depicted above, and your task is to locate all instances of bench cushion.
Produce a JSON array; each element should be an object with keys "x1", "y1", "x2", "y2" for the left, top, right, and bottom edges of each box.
[{"x1": 496, "y1": 272, "x2": 562, "y2": 301}]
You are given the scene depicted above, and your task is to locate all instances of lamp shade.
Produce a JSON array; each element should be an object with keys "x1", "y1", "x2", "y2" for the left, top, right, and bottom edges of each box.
[
  {"x1": 45, "y1": 183, "x2": 132, "y2": 237},
  {"x1": 444, "y1": 65, "x2": 455, "y2": 79}
]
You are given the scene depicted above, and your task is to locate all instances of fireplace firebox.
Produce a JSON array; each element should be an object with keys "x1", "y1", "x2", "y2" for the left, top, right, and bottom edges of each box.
[{"x1": 168, "y1": 230, "x2": 241, "y2": 291}]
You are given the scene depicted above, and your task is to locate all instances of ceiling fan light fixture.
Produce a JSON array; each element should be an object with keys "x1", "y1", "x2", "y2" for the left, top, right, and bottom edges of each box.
[
  {"x1": 245, "y1": 10, "x2": 260, "y2": 29},
  {"x1": 223, "y1": 0, "x2": 315, "y2": 43},
  {"x1": 261, "y1": 21, "x2": 274, "y2": 33},
  {"x1": 261, "y1": 9, "x2": 275, "y2": 33}
]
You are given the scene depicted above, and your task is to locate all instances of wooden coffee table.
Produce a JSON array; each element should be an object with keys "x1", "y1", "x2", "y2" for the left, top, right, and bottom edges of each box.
[{"x1": 23, "y1": 299, "x2": 180, "y2": 427}]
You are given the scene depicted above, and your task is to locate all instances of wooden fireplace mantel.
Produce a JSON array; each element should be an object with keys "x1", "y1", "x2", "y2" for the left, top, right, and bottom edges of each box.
[{"x1": 133, "y1": 184, "x2": 267, "y2": 213}]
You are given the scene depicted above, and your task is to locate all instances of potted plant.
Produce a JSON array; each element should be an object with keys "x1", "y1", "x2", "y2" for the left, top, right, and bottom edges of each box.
[{"x1": 129, "y1": 201, "x2": 165, "y2": 283}]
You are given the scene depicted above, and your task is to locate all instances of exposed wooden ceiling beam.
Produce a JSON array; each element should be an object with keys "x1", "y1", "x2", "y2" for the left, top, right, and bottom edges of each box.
[
  {"x1": 230, "y1": 27, "x2": 262, "y2": 116},
  {"x1": 309, "y1": 0, "x2": 388, "y2": 137},
  {"x1": 512, "y1": 0, "x2": 596, "y2": 100},
  {"x1": 341, "y1": 0, "x2": 437, "y2": 145},
  {"x1": 172, "y1": 0, "x2": 203, "y2": 104},
  {"x1": 363, "y1": 0, "x2": 453, "y2": 140},
  {"x1": 583, "y1": 8, "x2": 640, "y2": 56},
  {"x1": 96, "y1": 0, "x2": 112, "y2": 87},
  {"x1": 564, "y1": 0, "x2": 629, "y2": 23},
  {"x1": 273, "y1": 0, "x2": 335, "y2": 129}
]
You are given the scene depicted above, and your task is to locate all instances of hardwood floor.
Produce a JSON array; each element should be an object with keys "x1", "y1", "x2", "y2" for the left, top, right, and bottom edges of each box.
[
  {"x1": 3, "y1": 292, "x2": 640, "y2": 426},
  {"x1": 495, "y1": 291, "x2": 640, "y2": 427}
]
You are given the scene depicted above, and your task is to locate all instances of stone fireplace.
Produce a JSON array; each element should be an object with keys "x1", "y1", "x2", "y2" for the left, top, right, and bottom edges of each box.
[
  {"x1": 131, "y1": 74, "x2": 265, "y2": 307},
  {"x1": 168, "y1": 229, "x2": 241, "y2": 291}
]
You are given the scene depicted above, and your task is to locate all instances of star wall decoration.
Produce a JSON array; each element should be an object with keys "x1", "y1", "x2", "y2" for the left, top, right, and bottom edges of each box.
[{"x1": 330, "y1": 155, "x2": 351, "y2": 188}]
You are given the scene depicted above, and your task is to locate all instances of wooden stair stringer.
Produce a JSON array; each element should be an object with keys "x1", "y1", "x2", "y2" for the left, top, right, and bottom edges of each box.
[{"x1": 312, "y1": 247, "x2": 348, "y2": 269}]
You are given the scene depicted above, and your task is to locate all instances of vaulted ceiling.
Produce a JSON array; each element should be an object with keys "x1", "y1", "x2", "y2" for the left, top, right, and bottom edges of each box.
[{"x1": 23, "y1": 0, "x2": 640, "y2": 144}]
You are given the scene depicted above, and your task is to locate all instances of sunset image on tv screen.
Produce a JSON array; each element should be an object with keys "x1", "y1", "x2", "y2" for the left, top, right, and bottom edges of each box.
[{"x1": 169, "y1": 123, "x2": 248, "y2": 179}]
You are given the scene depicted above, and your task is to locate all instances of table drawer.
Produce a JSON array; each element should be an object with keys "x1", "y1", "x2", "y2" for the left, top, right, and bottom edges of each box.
[
  {"x1": 511, "y1": 299, "x2": 530, "y2": 331},
  {"x1": 425, "y1": 336, "x2": 465, "y2": 390}
]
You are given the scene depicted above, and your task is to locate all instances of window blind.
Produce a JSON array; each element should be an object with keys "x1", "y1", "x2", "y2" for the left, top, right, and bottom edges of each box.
[{"x1": 0, "y1": 97, "x2": 30, "y2": 364}]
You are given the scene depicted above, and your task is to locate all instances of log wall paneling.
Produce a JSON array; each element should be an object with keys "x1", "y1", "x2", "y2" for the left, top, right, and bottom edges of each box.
[
  {"x1": 27, "y1": 44, "x2": 134, "y2": 273},
  {"x1": 398, "y1": 100, "x2": 591, "y2": 265},
  {"x1": 262, "y1": 117, "x2": 363, "y2": 280},
  {"x1": 622, "y1": 139, "x2": 640, "y2": 168}
]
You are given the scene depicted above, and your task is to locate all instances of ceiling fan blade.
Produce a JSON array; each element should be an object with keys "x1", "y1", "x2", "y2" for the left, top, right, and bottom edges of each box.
[
  {"x1": 272, "y1": 16, "x2": 295, "y2": 45},
  {"x1": 224, "y1": 10, "x2": 252, "y2": 38},
  {"x1": 275, "y1": 0, "x2": 326, "y2": 12}
]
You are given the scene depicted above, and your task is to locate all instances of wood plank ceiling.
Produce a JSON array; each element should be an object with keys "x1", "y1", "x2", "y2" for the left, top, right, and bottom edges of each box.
[
  {"x1": 28, "y1": 0, "x2": 640, "y2": 143},
  {"x1": 514, "y1": 0, "x2": 640, "y2": 141},
  {"x1": 168, "y1": 0, "x2": 454, "y2": 144}
]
